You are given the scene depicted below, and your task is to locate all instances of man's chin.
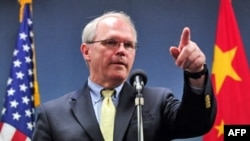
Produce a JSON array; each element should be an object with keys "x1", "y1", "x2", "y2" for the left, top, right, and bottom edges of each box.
[
  {"x1": 109, "y1": 74, "x2": 127, "y2": 83},
  {"x1": 111, "y1": 64, "x2": 127, "y2": 70}
]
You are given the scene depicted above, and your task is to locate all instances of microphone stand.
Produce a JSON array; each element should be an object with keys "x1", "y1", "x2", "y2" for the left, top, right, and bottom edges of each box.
[{"x1": 134, "y1": 83, "x2": 144, "y2": 141}]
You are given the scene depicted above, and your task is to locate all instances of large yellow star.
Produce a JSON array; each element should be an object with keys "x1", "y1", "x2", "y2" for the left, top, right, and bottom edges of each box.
[
  {"x1": 212, "y1": 45, "x2": 241, "y2": 94},
  {"x1": 215, "y1": 120, "x2": 224, "y2": 137}
]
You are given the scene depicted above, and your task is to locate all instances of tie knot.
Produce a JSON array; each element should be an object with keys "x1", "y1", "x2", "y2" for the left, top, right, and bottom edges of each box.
[{"x1": 101, "y1": 89, "x2": 115, "y2": 98}]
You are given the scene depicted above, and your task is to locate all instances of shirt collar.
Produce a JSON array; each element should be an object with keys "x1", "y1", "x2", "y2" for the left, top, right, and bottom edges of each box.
[{"x1": 87, "y1": 77, "x2": 124, "y2": 99}]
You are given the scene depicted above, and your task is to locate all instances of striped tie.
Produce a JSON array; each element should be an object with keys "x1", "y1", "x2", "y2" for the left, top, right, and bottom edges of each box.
[{"x1": 100, "y1": 89, "x2": 116, "y2": 141}]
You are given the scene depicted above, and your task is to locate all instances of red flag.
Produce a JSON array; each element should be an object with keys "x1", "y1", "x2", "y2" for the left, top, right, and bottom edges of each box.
[{"x1": 203, "y1": 0, "x2": 250, "y2": 140}]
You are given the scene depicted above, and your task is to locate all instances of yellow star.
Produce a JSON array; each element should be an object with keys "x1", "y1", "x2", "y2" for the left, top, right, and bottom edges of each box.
[
  {"x1": 212, "y1": 45, "x2": 241, "y2": 94},
  {"x1": 215, "y1": 120, "x2": 224, "y2": 137}
]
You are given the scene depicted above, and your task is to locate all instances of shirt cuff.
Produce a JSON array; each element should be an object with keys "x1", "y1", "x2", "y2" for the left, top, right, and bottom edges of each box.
[{"x1": 190, "y1": 86, "x2": 204, "y2": 95}]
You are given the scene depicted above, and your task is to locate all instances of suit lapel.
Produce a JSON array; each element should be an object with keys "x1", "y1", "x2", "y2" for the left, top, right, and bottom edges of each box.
[
  {"x1": 69, "y1": 82, "x2": 136, "y2": 141},
  {"x1": 114, "y1": 82, "x2": 136, "y2": 141},
  {"x1": 69, "y1": 83, "x2": 104, "y2": 141}
]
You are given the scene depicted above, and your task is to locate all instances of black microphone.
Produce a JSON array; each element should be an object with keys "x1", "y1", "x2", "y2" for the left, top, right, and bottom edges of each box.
[{"x1": 129, "y1": 69, "x2": 148, "y2": 92}]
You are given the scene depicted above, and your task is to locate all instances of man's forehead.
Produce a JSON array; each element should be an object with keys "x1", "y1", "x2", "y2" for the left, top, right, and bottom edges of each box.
[{"x1": 96, "y1": 18, "x2": 134, "y2": 37}]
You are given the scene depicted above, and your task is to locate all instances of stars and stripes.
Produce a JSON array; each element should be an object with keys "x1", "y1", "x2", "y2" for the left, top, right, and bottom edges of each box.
[{"x1": 0, "y1": 3, "x2": 36, "y2": 141}]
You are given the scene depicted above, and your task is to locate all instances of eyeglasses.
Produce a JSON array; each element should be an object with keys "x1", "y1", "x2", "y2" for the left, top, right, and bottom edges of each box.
[{"x1": 86, "y1": 39, "x2": 138, "y2": 51}]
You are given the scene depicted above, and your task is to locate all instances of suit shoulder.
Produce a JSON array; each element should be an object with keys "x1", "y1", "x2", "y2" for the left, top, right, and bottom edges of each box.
[{"x1": 40, "y1": 90, "x2": 77, "y2": 110}]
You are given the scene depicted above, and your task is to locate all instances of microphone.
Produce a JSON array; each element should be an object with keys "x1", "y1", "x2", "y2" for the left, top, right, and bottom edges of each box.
[
  {"x1": 129, "y1": 69, "x2": 147, "y2": 141},
  {"x1": 129, "y1": 69, "x2": 148, "y2": 93}
]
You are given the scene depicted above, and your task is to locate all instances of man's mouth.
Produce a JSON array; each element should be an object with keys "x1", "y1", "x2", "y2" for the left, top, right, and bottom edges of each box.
[{"x1": 111, "y1": 61, "x2": 127, "y2": 67}]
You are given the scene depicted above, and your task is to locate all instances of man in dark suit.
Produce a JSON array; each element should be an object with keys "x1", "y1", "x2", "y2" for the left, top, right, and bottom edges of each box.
[{"x1": 32, "y1": 11, "x2": 216, "y2": 141}]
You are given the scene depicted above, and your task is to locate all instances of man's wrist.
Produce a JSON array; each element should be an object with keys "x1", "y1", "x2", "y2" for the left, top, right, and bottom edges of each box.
[{"x1": 184, "y1": 64, "x2": 208, "y2": 79}]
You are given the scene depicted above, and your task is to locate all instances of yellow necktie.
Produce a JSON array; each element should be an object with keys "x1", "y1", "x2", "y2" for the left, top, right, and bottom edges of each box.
[{"x1": 100, "y1": 89, "x2": 116, "y2": 141}]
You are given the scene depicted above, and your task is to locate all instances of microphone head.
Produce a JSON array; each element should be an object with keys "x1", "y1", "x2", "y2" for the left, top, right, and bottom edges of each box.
[{"x1": 129, "y1": 69, "x2": 148, "y2": 86}]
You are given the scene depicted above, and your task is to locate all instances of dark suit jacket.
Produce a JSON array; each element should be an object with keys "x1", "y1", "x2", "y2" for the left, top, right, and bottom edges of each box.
[{"x1": 32, "y1": 73, "x2": 216, "y2": 141}]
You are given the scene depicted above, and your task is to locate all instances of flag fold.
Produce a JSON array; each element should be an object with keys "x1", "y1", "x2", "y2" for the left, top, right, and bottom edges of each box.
[{"x1": 203, "y1": 0, "x2": 250, "y2": 140}]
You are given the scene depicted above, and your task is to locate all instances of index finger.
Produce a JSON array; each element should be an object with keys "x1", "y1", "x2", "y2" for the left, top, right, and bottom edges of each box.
[{"x1": 179, "y1": 27, "x2": 191, "y2": 50}]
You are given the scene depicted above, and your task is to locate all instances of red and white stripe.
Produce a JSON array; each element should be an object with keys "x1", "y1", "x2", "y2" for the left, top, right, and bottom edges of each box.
[{"x1": 0, "y1": 122, "x2": 30, "y2": 141}]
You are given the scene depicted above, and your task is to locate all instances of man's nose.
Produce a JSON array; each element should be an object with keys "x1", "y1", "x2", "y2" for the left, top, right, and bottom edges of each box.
[{"x1": 116, "y1": 42, "x2": 127, "y2": 51}]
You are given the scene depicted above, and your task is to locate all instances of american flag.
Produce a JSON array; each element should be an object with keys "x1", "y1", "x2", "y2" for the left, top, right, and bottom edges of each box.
[{"x1": 0, "y1": 4, "x2": 36, "y2": 141}]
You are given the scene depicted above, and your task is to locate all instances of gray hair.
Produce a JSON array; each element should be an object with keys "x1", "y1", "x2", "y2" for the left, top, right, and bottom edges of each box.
[{"x1": 81, "y1": 11, "x2": 137, "y2": 43}]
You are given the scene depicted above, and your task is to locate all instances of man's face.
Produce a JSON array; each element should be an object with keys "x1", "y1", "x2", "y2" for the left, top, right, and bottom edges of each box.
[{"x1": 82, "y1": 17, "x2": 136, "y2": 88}]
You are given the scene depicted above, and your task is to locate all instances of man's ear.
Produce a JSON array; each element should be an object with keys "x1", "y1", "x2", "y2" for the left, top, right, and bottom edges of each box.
[{"x1": 80, "y1": 43, "x2": 90, "y2": 61}]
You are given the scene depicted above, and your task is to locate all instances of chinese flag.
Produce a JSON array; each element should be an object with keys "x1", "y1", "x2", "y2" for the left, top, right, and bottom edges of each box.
[{"x1": 203, "y1": 0, "x2": 250, "y2": 141}]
